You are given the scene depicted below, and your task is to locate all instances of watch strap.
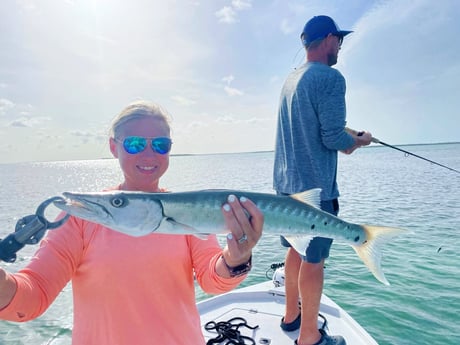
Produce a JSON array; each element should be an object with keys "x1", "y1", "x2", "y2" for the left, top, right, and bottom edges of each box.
[{"x1": 221, "y1": 255, "x2": 252, "y2": 277}]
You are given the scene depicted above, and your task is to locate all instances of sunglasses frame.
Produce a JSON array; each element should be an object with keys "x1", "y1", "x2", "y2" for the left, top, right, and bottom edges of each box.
[
  {"x1": 330, "y1": 33, "x2": 343, "y2": 46},
  {"x1": 116, "y1": 136, "x2": 172, "y2": 155}
]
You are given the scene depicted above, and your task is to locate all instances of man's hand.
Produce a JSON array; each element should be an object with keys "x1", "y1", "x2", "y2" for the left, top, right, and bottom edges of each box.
[{"x1": 342, "y1": 128, "x2": 372, "y2": 154}]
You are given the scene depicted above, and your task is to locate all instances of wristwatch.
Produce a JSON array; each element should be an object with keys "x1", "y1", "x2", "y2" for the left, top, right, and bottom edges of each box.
[{"x1": 221, "y1": 255, "x2": 252, "y2": 277}]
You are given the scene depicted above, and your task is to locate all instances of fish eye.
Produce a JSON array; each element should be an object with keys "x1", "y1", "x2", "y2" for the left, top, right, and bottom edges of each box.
[{"x1": 110, "y1": 196, "x2": 126, "y2": 208}]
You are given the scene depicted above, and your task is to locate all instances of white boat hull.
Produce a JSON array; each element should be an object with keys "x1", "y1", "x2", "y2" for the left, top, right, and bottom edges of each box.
[{"x1": 198, "y1": 280, "x2": 378, "y2": 345}]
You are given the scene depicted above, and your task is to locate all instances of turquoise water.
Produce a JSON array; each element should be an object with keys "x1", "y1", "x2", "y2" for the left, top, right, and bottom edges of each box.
[{"x1": 0, "y1": 143, "x2": 459, "y2": 344}]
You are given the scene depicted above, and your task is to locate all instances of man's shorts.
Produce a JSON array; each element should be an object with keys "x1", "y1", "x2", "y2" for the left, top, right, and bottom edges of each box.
[{"x1": 279, "y1": 195, "x2": 339, "y2": 264}]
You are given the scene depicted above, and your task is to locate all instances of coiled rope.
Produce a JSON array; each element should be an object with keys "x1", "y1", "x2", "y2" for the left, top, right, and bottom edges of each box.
[{"x1": 205, "y1": 317, "x2": 259, "y2": 345}]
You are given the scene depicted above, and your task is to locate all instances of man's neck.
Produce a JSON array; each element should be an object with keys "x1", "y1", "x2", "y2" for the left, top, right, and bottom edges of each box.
[{"x1": 306, "y1": 53, "x2": 328, "y2": 65}]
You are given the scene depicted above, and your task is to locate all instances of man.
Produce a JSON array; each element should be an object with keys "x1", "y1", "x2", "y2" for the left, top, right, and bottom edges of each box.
[{"x1": 273, "y1": 15, "x2": 372, "y2": 345}]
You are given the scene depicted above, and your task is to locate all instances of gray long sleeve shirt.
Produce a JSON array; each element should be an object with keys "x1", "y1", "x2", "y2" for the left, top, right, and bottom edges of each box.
[{"x1": 273, "y1": 62, "x2": 355, "y2": 200}]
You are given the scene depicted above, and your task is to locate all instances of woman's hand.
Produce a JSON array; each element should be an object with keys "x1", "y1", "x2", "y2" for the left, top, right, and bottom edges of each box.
[{"x1": 218, "y1": 195, "x2": 263, "y2": 276}]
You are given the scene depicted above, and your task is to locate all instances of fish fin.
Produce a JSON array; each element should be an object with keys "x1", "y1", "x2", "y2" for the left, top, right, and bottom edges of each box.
[
  {"x1": 352, "y1": 225, "x2": 407, "y2": 286},
  {"x1": 283, "y1": 235, "x2": 314, "y2": 256},
  {"x1": 158, "y1": 217, "x2": 211, "y2": 240},
  {"x1": 156, "y1": 217, "x2": 197, "y2": 232},
  {"x1": 289, "y1": 188, "x2": 321, "y2": 209}
]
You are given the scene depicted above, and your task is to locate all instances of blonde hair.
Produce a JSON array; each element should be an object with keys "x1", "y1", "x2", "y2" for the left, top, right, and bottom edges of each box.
[{"x1": 110, "y1": 100, "x2": 172, "y2": 138}]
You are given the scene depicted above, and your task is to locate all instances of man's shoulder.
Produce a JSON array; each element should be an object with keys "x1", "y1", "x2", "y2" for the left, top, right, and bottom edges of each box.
[
  {"x1": 306, "y1": 62, "x2": 343, "y2": 77},
  {"x1": 290, "y1": 63, "x2": 344, "y2": 89}
]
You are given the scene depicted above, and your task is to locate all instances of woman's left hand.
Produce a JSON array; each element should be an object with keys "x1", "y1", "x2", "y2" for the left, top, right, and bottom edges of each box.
[{"x1": 220, "y1": 195, "x2": 264, "y2": 267}]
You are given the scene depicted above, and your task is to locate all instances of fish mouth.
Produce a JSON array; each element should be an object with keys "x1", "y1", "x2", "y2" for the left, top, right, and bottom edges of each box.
[{"x1": 54, "y1": 192, "x2": 113, "y2": 220}]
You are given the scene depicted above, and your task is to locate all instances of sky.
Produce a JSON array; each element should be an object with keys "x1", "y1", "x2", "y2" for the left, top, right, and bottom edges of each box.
[{"x1": 0, "y1": 0, "x2": 459, "y2": 164}]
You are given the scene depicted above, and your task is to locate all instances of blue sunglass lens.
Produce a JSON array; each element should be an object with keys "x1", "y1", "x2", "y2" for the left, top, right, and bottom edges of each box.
[
  {"x1": 151, "y1": 137, "x2": 172, "y2": 154},
  {"x1": 123, "y1": 136, "x2": 147, "y2": 154}
]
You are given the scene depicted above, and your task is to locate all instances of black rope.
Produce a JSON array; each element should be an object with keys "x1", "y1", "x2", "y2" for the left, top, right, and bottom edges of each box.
[
  {"x1": 205, "y1": 317, "x2": 259, "y2": 345},
  {"x1": 318, "y1": 313, "x2": 328, "y2": 330}
]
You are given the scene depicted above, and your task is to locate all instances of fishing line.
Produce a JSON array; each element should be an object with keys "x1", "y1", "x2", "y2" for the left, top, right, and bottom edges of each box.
[
  {"x1": 291, "y1": 46, "x2": 304, "y2": 70},
  {"x1": 371, "y1": 137, "x2": 460, "y2": 174}
]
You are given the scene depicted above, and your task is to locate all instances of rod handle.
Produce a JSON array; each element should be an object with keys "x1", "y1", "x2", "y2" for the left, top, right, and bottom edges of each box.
[{"x1": 0, "y1": 234, "x2": 24, "y2": 263}]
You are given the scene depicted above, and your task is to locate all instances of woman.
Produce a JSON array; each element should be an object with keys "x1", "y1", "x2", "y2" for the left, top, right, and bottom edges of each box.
[{"x1": 0, "y1": 100, "x2": 264, "y2": 344}]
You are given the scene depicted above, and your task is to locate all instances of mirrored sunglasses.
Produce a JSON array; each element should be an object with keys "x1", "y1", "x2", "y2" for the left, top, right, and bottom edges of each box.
[
  {"x1": 332, "y1": 34, "x2": 343, "y2": 46},
  {"x1": 117, "y1": 136, "x2": 172, "y2": 155}
]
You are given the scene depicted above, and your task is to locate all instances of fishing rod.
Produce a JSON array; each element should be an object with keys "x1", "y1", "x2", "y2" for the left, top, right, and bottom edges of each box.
[{"x1": 371, "y1": 137, "x2": 460, "y2": 174}]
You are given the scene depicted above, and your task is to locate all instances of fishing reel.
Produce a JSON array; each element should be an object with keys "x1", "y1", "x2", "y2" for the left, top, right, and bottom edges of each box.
[{"x1": 266, "y1": 262, "x2": 285, "y2": 287}]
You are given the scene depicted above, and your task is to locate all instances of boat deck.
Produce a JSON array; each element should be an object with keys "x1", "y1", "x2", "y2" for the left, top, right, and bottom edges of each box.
[{"x1": 198, "y1": 281, "x2": 378, "y2": 345}]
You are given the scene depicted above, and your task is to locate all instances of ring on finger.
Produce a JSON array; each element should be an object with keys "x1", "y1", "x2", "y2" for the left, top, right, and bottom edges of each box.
[{"x1": 237, "y1": 233, "x2": 248, "y2": 243}]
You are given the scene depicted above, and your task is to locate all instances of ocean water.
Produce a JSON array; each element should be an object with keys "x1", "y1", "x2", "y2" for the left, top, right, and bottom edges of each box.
[{"x1": 0, "y1": 143, "x2": 459, "y2": 345}]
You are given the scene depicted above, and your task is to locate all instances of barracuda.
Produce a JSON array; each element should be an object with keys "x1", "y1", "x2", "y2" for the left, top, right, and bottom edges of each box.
[{"x1": 53, "y1": 188, "x2": 405, "y2": 285}]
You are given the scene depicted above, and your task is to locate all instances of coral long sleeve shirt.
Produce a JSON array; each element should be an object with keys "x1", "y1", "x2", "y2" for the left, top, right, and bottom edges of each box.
[{"x1": 0, "y1": 214, "x2": 245, "y2": 344}]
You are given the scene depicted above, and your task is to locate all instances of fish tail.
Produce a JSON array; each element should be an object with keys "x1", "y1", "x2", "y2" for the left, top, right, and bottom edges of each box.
[{"x1": 352, "y1": 225, "x2": 406, "y2": 286}]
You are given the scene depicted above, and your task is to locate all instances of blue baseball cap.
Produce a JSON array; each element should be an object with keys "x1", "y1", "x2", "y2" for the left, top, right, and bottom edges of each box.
[{"x1": 301, "y1": 15, "x2": 353, "y2": 47}]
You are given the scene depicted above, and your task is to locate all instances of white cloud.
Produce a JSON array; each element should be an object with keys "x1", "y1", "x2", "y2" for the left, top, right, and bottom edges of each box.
[
  {"x1": 222, "y1": 75, "x2": 235, "y2": 84},
  {"x1": 216, "y1": 114, "x2": 237, "y2": 124},
  {"x1": 8, "y1": 119, "x2": 30, "y2": 128},
  {"x1": 70, "y1": 130, "x2": 93, "y2": 137},
  {"x1": 0, "y1": 98, "x2": 15, "y2": 116},
  {"x1": 269, "y1": 75, "x2": 280, "y2": 84},
  {"x1": 216, "y1": 6, "x2": 237, "y2": 23},
  {"x1": 232, "y1": 0, "x2": 252, "y2": 10},
  {"x1": 222, "y1": 74, "x2": 242, "y2": 96},
  {"x1": 216, "y1": 0, "x2": 252, "y2": 24},
  {"x1": 70, "y1": 130, "x2": 95, "y2": 144},
  {"x1": 178, "y1": 120, "x2": 209, "y2": 134},
  {"x1": 16, "y1": 0, "x2": 39, "y2": 12},
  {"x1": 8, "y1": 116, "x2": 49, "y2": 128},
  {"x1": 170, "y1": 96, "x2": 197, "y2": 106},
  {"x1": 224, "y1": 86, "x2": 244, "y2": 96},
  {"x1": 280, "y1": 18, "x2": 296, "y2": 35},
  {"x1": 215, "y1": 114, "x2": 266, "y2": 125}
]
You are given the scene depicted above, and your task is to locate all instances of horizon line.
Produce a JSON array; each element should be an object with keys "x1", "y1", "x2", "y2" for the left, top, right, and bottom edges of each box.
[{"x1": 1, "y1": 141, "x2": 459, "y2": 165}]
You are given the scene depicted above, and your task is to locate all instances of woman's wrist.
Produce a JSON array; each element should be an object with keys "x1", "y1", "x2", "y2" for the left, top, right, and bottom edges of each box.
[{"x1": 220, "y1": 254, "x2": 252, "y2": 277}]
